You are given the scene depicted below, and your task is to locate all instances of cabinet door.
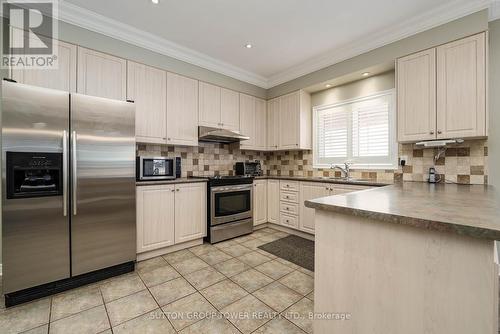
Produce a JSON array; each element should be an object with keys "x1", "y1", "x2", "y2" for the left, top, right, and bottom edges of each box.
[
  {"x1": 253, "y1": 180, "x2": 268, "y2": 226},
  {"x1": 254, "y1": 98, "x2": 267, "y2": 150},
  {"x1": 127, "y1": 61, "x2": 167, "y2": 144},
  {"x1": 240, "y1": 93, "x2": 255, "y2": 149},
  {"x1": 397, "y1": 48, "x2": 437, "y2": 142},
  {"x1": 220, "y1": 88, "x2": 240, "y2": 131},
  {"x1": 279, "y1": 91, "x2": 300, "y2": 149},
  {"x1": 199, "y1": 82, "x2": 221, "y2": 128},
  {"x1": 77, "y1": 47, "x2": 127, "y2": 100},
  {"x1": 136, "y1": 185, "x2": 175, "y2": 253},
  {"x1": 267, "y1": 180, "x2": 280, "y2": 224},
  {"x1": 299, "y1": 182, "x2": 330, "y2": 234},
  {"x1": 11, "y1": 33, "x2": 77, "y2": 92},
  {"x1": 174, "y1": 183, "x2": 207, "y2": 243},
  {"x1": 267, "y1": 98, "x2": 280, "y2": 150},
  {"x1": 166, "y1": 73, "x2": 199, "y2": 146},
  {"x1": 437, "y1": 33, "x2": 486, "y2": 138}
]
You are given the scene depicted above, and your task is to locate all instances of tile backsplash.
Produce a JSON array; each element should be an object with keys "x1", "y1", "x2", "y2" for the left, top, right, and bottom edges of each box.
[{"x1": 137, "y1": 139, "x2": 488, "y2": 185}]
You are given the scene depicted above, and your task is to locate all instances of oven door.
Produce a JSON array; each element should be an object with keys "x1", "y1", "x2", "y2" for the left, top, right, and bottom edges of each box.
[{"x1": 211, "y1": 184, "x2": 252, "y2": 225}]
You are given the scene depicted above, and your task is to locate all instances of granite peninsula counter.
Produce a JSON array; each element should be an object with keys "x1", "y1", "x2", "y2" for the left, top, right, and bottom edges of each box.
[{"x1": 306, "y1": 182, "x2": 499, "y2": 334}]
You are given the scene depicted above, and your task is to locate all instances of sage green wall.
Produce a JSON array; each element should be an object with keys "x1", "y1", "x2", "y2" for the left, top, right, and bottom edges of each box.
[
  {"x1": 57, "y1": 21, "x2": 267, "y2": 99},
  {"x1": 489, "y1": 19, "x2": 500, "y2": 189},
  {"x1": 268, "y1": 10, "x2": 489, "y2": 99},
  {"x1": 311, "y1": 71, "x2": 395, "y2": 107}
]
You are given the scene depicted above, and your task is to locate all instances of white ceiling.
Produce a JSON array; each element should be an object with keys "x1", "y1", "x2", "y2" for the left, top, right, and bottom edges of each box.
[{"x1": 60, "y1": 0, "x2": 492, "y2": 88}]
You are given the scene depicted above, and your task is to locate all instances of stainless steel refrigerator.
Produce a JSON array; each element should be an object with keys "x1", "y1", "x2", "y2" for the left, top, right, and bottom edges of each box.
[{"x1": 1, "y1": 80, "x2": 136, "y2": 306}]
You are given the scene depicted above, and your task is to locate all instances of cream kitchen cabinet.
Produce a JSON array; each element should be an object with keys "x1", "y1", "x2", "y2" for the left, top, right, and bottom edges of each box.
[
  {"x1": 166, "y1": 72, "x2": 199, "y2": 146},
  {"x1": 253, "y1": 180, "x2": 268, "y2": 226},
  {"x1": 240, "y1": 93, "x2": 256, "y2": 149},
  {"x1": 174, "y1": 183, "x2": 207, "y2": 243},
  {"x1": 397, "y1": 48, "x2": 437, "y2": 142},
  {"x1": 77, "y1": 47, "x2": 127, "y2": 100},
  {"x1": 127, "y1": 61, "x2": 167, "y2": 144},
  {"x1": 220, "y1": 88, "x2": 240, "y2": 131},
  {"x1": 240, "y1": 94, "x2": 267, "y2": 151},
  {"x1": 299, "y1": 182, "x2": 330, "y2": 234},
  {"x1": 278, "y1": 90, "x2": 312, "y2": 150},
  {"x1": 199, "y1": 82, "x2": 240, "y2": 131},
  {"x1": 397, "y1": 32, "x2": 487, "y2": 142},
  {"x1": 136, "y1": 182, "x2": 207, "y2": 254},
  {"x1": 267, "y1": 179, "x2": 280, "y2": 224},
  {"x1": 136, "y1": 185, "x2": 175, "y2": 253},
  {"x1": 10, "y1": 34, "x2": 77, "y2": 92},
  {"x1": 254, "y1": 98, "x2": 267, "y2": 150},
  {"x1": 436, "y1": 33, "x2": 486, "y2": 139},
  {"x1": 199, "y1": 81, "x2": 221, "y2": 128},
  {"x1": 267, "y1": 98, "x2": 280, "y2": 150}
]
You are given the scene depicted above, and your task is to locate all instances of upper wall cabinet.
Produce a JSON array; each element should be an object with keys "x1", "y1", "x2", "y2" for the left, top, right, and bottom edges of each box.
[
  {"x1": 127, "y1": 61, "x2": 167, "y2": 144},
  {"x1": 278, "y1": 90, "x2": 312, "y2": 150},
  {"x1": 10, "y1": 37, "x2": 77, "y2": 92},
  {"x1": 436, "y1": 33, "x2": 486, "y2": 139},
  {"x1": 397, "y1": 49, "x2": 437, "y2": 142},
  {"x1": 220, "y1": 88, "x2": 240, "y2": 131},
  {"x1": 77, "y1": 47, "x2": 127, "y2": 101},
  {"x1": 254, "y1": 98, "x2": 267, "y2": 150},
  {"x1": 397, "y1": 32, "x2": 487, "y2": 142},
  {"x1": 199, "y1": 82, "x2": 240, "y2": 131},
  {"x1": 166, "y1": 72, "x2": 199, "y2": 146},
  {"x1": 240, "y1": 93, "x2": 256, "y2": 149},
  {"x1": 239, "y1": 93, "x2": 267, "y2": 150},
  {"x1": 267, "y1": 98, "x2": 280, "y2": 150}
]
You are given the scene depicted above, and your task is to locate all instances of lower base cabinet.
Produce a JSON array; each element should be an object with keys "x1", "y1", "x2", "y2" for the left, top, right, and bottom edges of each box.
[
  {"x1": 136, "y1": 182, "x2": 207, "y2": 254},
  {"x1": 267, "y1": 180, "x2": 280, "y2": 224},
  {"x1": 253, "y1": 180, "x2": 268, "y2": 226},
  {"x1": 299, "y1": 182, "x2": 330, "y2": 234}
]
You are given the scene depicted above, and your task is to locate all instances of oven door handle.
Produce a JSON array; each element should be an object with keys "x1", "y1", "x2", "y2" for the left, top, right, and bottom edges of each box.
[{"x1": 211, "y1": 185, "x2": 252, "y2": 192}]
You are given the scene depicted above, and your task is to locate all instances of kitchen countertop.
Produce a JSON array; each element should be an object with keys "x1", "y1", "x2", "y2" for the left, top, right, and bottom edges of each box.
[
  {"x1": 255, "y1": 175, "x2": 391, "y2": 187},
  {"x1": 136, "y1": 178, "x2": 208, "y2": 186},
  {"x1": 305, "y1": 182, "x2": 500, "y2": 240}
]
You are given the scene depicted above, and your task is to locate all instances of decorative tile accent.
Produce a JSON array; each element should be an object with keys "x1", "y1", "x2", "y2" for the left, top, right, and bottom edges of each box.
[{"x1": 138, "y1": 139, "x2": 488, "y2": 185}]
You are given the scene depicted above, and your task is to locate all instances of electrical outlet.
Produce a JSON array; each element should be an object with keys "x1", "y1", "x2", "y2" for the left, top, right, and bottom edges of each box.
[{"x1": 399, "y1": 155, "x2": 408, "y2": 166}]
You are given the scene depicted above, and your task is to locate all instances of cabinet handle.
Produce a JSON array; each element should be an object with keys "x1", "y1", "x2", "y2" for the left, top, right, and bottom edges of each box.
[
  {"x1": 429, "y1": 131, "x2": 434, "y2": 135},
  {"x1": 330, "y1": 188, "x2": 333, "y2": 191},
  {"x1": 286, "y1": 207, "x2": 289, "y2": 210},
  {"x1": 437, "y1": 130, "x2": 442, "y2": 134},
  {"x1": 171, "y1": 189, "x2": 175, "y2": 192},
  {"x1": 176, "y1": 189, "x2": 180, "y2": 192},
  {"x1": 167, "y1": 138, "x2": 171, "y2": 141}
]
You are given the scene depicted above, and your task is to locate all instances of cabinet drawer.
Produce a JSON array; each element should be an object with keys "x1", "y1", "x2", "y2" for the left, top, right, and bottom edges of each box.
[
  {"x1": 280, "y1": 214, "x2": 298, "y2": 228},
  {"x1": 280, "y1": 180, "x2": 299, "y2": 192},
  {"x1": 280, "y1": 202, "x2": 299, "y2": 215},
  {"x1": 280, "y1": 191, "x2": 299, "y2": 203}
]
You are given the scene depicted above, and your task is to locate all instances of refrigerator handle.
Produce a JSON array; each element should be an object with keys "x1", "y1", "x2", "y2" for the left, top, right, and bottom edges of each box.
[
  {"x1": 62, "y1": 130, "x2": 68, "y2": 217},
  {"x1": 72, "y1": 130, "x2": 78, "y2": 216}
]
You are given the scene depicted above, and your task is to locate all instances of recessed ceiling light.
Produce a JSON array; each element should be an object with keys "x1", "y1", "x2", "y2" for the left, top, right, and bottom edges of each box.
[
  {"x1": 245, "y1": 44, "x2": 253, "y2": 49},
  {"x1": 362, "y1": 72, "x2": 371, "y2": 77},
  {"x1": 325, "y1": 84, "x2": 332, "y2": 88},
  {"x1": 151, "y1": 0, "x2": 159, "y2": 4}
]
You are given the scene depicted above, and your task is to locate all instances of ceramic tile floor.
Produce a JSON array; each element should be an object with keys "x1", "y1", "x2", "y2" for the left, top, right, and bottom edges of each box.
[{"x1": 0, "y1": 228, "x2": 314, "y2": 334}]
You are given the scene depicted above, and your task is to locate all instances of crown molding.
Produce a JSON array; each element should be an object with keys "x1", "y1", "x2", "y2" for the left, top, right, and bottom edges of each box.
[
  {"x1": 267, "y1": 0, "x2": 491, "y2": 88},
  {"x1": 491, "y1": 1, "x2": 500, "y2": 21},
  {"x1": 56, "y1": 0, "x2": 490, "y2": 90},
  {"x1": 57, "y1": 1, "x2": 269, "y2": 88}
]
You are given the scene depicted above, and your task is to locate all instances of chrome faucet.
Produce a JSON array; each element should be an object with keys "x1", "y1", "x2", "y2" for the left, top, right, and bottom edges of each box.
[{"x1": 330, "y1": 162, "x2": 352, "y2": 179}]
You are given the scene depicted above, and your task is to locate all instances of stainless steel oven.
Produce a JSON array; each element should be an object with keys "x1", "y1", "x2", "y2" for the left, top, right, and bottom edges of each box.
[
  {"x1": 211, "y1": 184, "x2": 253, "y2": 225},
  {"x1": 136, "y1": 156, "x2": 176, "y2": 180},
  {"x1": 205, "y1": 176, "x2": 254, "y2": 243}
]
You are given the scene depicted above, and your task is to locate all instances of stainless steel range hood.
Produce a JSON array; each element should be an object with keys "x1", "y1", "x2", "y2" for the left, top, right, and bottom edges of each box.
[{"x1": 198, "y1": 126, "x2": 249, "y2": 143}]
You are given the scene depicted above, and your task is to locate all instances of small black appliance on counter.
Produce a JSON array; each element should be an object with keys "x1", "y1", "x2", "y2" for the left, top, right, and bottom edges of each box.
[{"x1": 235, "y1": 161, "x2": 262, "y2": 176}]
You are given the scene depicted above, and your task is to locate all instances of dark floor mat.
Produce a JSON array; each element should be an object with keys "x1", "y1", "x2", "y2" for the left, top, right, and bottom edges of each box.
[{"x1": 258, "y1": 235, "x2": 314, "y2": 271}]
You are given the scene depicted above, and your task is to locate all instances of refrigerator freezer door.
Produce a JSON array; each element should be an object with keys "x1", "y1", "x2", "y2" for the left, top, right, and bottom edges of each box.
[
  {"x1": 70, "y1": 94, "x2": 136, "y2": 276},
  {"x1": 1, "y1": 81, "x2": 70, "y2": 293}
]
